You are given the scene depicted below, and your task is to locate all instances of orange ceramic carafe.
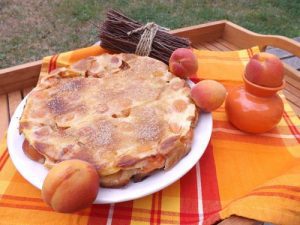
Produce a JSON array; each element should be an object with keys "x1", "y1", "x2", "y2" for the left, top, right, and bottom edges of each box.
[{"x1": 225, "y1": 74, "x2": 285, "y2": 134}]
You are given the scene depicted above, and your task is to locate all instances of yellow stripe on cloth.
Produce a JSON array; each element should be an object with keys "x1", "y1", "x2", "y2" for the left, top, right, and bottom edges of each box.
[{"x1": 0, "y1": 134, "x2": 14, "y2": 194}]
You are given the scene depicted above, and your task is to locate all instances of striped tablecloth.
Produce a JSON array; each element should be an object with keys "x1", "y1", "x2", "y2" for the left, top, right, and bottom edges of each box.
[{"x1": 0, "y1": 45, "x2": 299, "y2": 225}]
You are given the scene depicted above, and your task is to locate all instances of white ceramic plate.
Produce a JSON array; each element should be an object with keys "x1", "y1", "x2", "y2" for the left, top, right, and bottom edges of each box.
[{"x1": 7, "y1": 94, "x2": 212, "y2": 204}]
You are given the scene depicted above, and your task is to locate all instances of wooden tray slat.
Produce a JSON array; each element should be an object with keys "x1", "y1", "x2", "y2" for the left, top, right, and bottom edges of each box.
[
  {"x1": 194, "y1": 39, "x2": 242, "y2": 51},
  {"x1": 192, "y1": 43, "x2": 206, "y2": 50},
  {"x1": 285, "y1": 81, "x2": 300, "y2": 97},
  {"x1": 8, "y1": 91, "x2": 23, "y2": 119},
  {"x1": 223, "y1": 21, "x2": 300, "y2": 57},
  {"x1": 215, "y1": 39, "x2": 239, "y2": 50},
  {"x1": 286, "y1": 100, "x2": 300, "y2": 116},
  {"x1": 284, "y1": 89, "x2": 300, "y2": 107},
  {"x1": 201, "y1": 42, "x2": 221, "y2": 51},
  {"x1": 285, "y1": 76, "x2": 300, "y2": 89},
  {"x1": 209, "y1": 41, "x2": 231, "y2": 51},
  {"x1": 0, "y1": 94, "x2": 9, "y2": 140},
  {"x1": 0, "y1": 60, "x2": 41, "y2": 95},
  {"x1": 170, "y1": 20, "x2": 226, "y2": 44}
]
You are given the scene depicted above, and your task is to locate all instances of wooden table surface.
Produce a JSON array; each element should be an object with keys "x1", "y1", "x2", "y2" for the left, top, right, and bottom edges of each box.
[{"x1": 266, "y1": 37, "x2": 300, "y2": 71}]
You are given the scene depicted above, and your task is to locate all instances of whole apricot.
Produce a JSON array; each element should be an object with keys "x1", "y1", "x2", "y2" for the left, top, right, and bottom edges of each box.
[
  {"x1": 169, "y1": 48, "x2": 198, "y2": 79},
  {"x1": 245, "y1": 52, "x2": 284, "y2": 87},
  {"x1": 191, "y1": 80, "x2": 227, "y2": 112},
  {"x1": 42, "y1": 159, "x2": 99, "y2": 213}
]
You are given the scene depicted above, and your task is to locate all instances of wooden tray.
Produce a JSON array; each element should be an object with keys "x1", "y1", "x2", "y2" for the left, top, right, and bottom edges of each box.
[{"x1": 1, "y1": 20, "x2": 300, "y2": 225}]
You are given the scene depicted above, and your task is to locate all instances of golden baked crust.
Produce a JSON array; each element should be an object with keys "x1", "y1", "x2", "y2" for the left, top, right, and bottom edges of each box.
[{"x1": 20, "y1": 53, "x2": 198, "y2": 187}]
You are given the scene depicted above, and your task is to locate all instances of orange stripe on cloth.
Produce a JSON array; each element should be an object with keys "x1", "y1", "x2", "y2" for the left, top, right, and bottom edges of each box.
[
  {"x1": 0, "y1": 201, "x2": 52, "y2": 212},
  {"x1": 253, "y1": 185, "x2": 300, "y2": 192},
  {"x1": 0, "y1": 194, "x2": 44, "y2": 202},
  {"x1": 0, "y1": 198, "x2": 91, "y2": 216},
  {"x1": 247, "y1": 191, "x2": 300, "y2": 202}
]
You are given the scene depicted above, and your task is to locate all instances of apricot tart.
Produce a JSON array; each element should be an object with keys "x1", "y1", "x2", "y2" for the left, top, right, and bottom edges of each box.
[{"x1": 20, "y1": 53, "x2": 198, "y2": 187}]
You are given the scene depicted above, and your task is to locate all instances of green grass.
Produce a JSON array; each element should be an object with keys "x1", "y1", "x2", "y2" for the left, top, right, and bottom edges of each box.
[{"x1": 0, "y1": 0, "x2": 299, "y2": 68}]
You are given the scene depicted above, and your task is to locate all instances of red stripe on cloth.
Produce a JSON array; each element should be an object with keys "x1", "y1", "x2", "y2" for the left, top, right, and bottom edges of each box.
[
  {"x1": 0, "y1": 149, "x2": 8, "y2": 165},
  {"x1": 200, "y1": 142, "x2": 221, "y2": 224},
  {"x1": 0, "y1": 149, "x2": 8, "y2": 162},
  {"x1": 0, "y1": 150, "x2": 9, "y2": 170},
  {"x1": 111, "y1": 201, "x2": 133, "y2": 225},
  {"x1": 87, "y1": 204, "x2": 110, "y2": 225},
  {"x1": 48, "y1": 55, "x2": 55, "y2": 73},
  {"x1": 157, "y1": 191, "x2": 162, "y2": 224},
  {"x1": 52, "y1": 54, "x2": 59, "y2": 71},
  {"x1": 48, "y1": 54, "x2": 59, "y2": 73},
  {"x1": 180, "y1": 166, "x2": 199, "y2": 224},
  {"x1": 108, "y1": 203, "x2": 180, "y2": 225},
  {"x1": 150, "y1": 193, "x2": 157, "y2": 225},
  {"x1": 282, "y1": 111, "x2": 300, "y2": 143}
]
